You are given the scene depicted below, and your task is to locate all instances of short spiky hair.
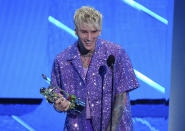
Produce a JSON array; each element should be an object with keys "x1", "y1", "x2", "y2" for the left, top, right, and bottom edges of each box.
[{"x1": 74, "y1": 6, "x2": 102, "y2": 30}]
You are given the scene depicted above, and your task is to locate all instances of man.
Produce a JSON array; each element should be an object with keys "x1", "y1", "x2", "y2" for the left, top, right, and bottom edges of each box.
[{"x1": 51, "y1": 6, "x2": 139, "y2": 131}]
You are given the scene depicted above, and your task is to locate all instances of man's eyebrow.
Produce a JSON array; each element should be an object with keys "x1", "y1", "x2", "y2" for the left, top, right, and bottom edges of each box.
[
  {"x1": 92, "y1": 30, "x2": 98, "y2": 32},
  {"x1": 79, "y1": 29, "x2": 98, "y2": 32},
  {"x1": 80, "y1": 29, "x2": 87, "y2": 32}
]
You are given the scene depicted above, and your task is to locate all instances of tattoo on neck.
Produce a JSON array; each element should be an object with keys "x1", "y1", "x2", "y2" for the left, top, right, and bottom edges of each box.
[{"x1": 80, "y1": 53, "x2": 93, "y2": 68}]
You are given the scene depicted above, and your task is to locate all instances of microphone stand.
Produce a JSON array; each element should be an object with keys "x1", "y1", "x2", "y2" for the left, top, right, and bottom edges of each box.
[
  {"x1": 110, "y1": 65, "x2": 114, "y2": 131},
  {"x1": 100, "y1": 75, "x2": 104, "y2": 131},
  {"x1": 106, "y1": 55, "x2": 115, "y2": 131},
  {"x1": 99, "y1": 66, "x2": 106, "y2": 131}
]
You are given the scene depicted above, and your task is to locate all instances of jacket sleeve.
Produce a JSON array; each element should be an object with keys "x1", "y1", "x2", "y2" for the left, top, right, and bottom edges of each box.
[
  {"x1": 115, "y1": 48, "x2": 139, "y2": 94},
  {"x1": 51, "y1": 58, "x2": 62, "y2": 88}
]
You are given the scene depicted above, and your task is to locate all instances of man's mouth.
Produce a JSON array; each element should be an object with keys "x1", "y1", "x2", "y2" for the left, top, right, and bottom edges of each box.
[{"x1": 85, "y1": 41, "x2": 93, "y2": 45}]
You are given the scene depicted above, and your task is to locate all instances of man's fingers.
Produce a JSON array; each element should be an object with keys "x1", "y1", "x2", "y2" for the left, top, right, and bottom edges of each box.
[
  {"x1": 55, "y1": 97, "x2": 63, "y2": 104},
  {"x1": 54, "y1": 96, "x2": 71, "y2": 112},
  {"x1": 57, "y1": 93, "x2": 64, "y2": 97},
  {"x1": 64, "y1": 102, "x2": 71, "y2": 111}
]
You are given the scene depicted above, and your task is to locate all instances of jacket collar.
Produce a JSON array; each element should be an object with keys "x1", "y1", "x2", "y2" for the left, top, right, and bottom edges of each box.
[{"x1": 66, "y1": 39, "x2": 107, "y2": 61}]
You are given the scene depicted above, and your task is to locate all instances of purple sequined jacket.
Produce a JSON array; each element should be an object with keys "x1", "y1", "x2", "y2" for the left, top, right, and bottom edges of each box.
[{"x1": 51, "y1": 39, "x2": 139, "y2": 131}]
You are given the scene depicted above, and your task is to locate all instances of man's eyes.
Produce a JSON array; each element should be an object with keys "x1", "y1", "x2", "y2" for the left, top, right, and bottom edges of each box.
[
  {"x1": 92, "y1": 30, "x2": 98, "y2": 33},
  {"x1": 81, "y1": 30, "x2": 87, "y2": 33},
  {"x1": 80, "y1": 30, "x2": 98, "y2": 33}
]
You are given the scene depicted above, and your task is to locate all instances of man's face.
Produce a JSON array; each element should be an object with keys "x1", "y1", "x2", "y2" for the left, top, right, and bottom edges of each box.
[{"x1": 76, "y1": 23, "x2": 101, "y2": 52}]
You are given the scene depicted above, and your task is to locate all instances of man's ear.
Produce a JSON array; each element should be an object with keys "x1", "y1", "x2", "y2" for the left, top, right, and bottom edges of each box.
[
  {"x1": 98, "y1": 30, "x2": 102, "y2": 36},
  {"x1": 74, "y1": 28, "x2": 78, "y2": 35},
  {"x1": 74, "y1": 29, "x2": 77, "y2": 35}
]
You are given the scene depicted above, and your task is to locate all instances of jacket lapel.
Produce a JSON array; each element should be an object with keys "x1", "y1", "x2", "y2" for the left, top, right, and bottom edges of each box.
[{"x1": 66, "y1": 43, "x2": 86, "y2": 84}]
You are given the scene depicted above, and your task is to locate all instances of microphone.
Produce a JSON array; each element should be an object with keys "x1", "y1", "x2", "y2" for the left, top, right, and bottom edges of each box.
[
  {"x1": 107, "y1": 55, "x2": 115, "y2": 68},
  {"x1": 99, "y1": 65, "x2": 107, "y2": 131},
  {"x1": 107, "y1": 55, "x2": 115, "y2": 131},
  {"x1": 99, "y1": 65, "x2": 107, "y2": 78}
]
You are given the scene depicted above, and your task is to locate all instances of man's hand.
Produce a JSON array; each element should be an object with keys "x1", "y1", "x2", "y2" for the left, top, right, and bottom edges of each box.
[{"x1": 54, "y1": 94, "x2": 71, "y2": 112}]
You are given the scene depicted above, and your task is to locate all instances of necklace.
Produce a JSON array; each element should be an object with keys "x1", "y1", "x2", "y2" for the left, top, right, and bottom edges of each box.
[
  {"x1": 78, "y1": 41, "x2": 94, "y2": 68},
  {"x1": 80, "y1": 51, "x2": 93, "y2": 68}
]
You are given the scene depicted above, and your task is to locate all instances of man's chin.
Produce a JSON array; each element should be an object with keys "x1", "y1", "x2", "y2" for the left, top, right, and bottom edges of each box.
[{"x1": 84, "y1": 47, "x2": 93, "y2": 51}]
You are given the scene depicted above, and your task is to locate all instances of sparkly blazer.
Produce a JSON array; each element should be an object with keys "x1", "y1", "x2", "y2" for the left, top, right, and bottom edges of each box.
[{"x1": 51, "y1": 39, "x2": 139, "y2": 131}]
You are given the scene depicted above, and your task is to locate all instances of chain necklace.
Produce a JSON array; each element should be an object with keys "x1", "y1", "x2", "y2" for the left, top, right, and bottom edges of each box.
[
  {"x1": 78, "y1": 41, "x2": 94, "y2": 68},
  {"x1": 80, "y1": 51, "x2": 94, "y2": 68}
]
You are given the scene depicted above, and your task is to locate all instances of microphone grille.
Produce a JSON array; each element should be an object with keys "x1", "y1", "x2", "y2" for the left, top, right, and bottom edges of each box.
[{"x1": 107, "y1": 55, "x2": 115, "y2": 67}]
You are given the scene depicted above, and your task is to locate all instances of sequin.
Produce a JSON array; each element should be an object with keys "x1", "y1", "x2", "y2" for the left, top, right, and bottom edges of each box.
[
  {"x1": 51, "y1": 39, "x2": 139, "y2": 131},
  {"x1": 74, "y1": 123, "x2": 78, "y2": 128}
]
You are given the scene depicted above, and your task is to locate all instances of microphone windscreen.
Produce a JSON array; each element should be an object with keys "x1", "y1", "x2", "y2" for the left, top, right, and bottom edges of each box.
[
  {"x1": 107, "y1": 55, "x2": 115, "y2": 67},
  {"x1": 99, "y1": 65, "x2": 107, "y2": 77}
]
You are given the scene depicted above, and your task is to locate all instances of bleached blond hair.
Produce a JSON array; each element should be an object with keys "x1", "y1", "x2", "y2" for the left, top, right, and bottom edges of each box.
[{"x1": 74, "y1": 6, "x2": 102, "y2": 30}]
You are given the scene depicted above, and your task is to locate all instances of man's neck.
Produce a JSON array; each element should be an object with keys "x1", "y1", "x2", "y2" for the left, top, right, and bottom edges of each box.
[{"x1": 78, "y1": 41, "x2": 94, "y2": 56}]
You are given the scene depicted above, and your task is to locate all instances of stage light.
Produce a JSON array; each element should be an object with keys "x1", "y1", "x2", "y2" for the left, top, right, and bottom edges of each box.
[
  {"x1": 48, "y1": 16, "x2": 78, "y2": 39},
  {"x1": 134, "y1": 69, "x2": 165, "y2": 93},
  {"x1": 12, "y1": 115, "x2": 35, "y2": 131},
  {"x1": 122, "y1": 0, "x2": 168, "y2": 25}
]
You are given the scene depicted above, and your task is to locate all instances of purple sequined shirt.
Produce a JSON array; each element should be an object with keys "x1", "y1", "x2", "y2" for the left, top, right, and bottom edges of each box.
[{"x1": 51, "y1": 39, "x2": 139, "y2": 131}]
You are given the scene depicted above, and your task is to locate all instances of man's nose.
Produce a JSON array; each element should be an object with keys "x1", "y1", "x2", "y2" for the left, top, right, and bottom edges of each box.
[{"x1": 87, "y1": 33, "x2": 92, "y2": 40}]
